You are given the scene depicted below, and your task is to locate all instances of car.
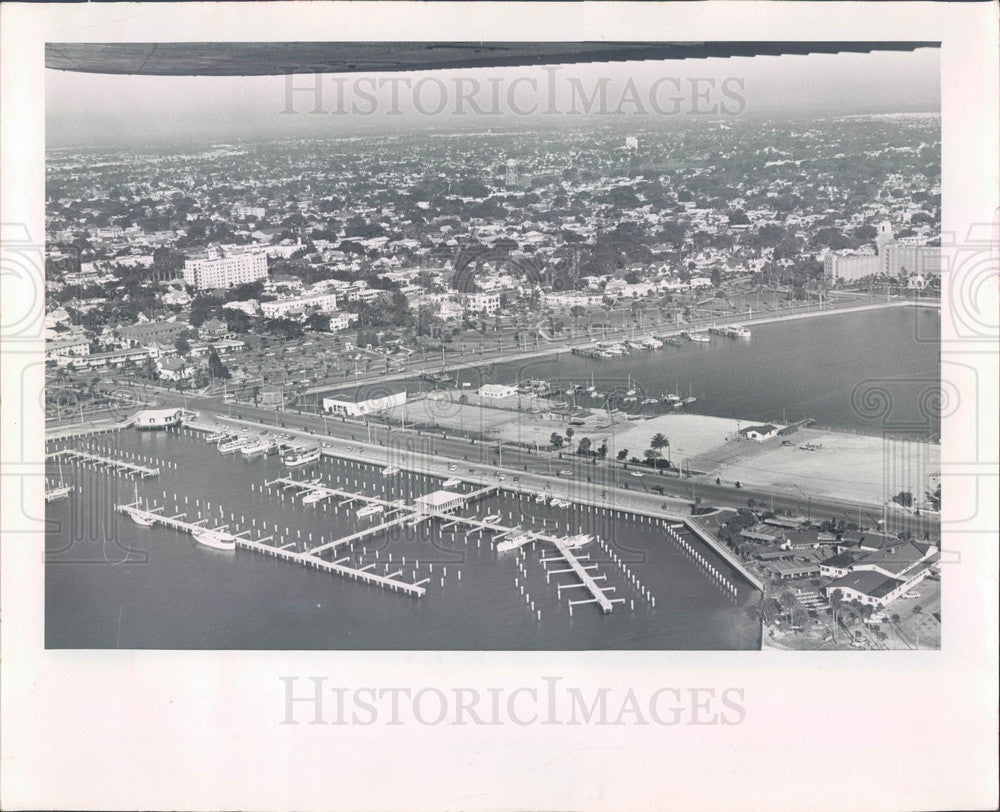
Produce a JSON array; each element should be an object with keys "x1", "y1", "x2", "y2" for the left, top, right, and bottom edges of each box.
[
  {"x1": 448, "y1": 464, "x2": 458, "y2": 471},
  {"x1": 558, "y1": 469, "x2": 573, "y2": 477},
  {"x1": 497, "y1": 474, "x2": 507, "y2": 481},
  {"x1": 630, "y1": 471, "x2": 644, "y2": 478}
]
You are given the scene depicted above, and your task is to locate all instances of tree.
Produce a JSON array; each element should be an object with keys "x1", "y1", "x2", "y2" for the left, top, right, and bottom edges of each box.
[
  {"x1": 207, "y1": 349, "x2": 230, "y2": 380},
  {"x1": 892, "y1": 491, "x2": 914, "y2": 508},
  {"x1": 650, "y1": 432, "x2": 669, "y2": 465},
  {"x1": 550, "y1": 432, "x2": 564, "y2": 449},
  {"x1": 174, "y1": 336, "x2": 190, "y2": 356},
  {"x1": 828, "y1": 589, "x2": 844, "y2": 634},
  {"x1": 616, "y1": 448, "x2": 629, "y2": 461},
  {"x1": 779, "y1": 589, "x2": 799, "y2": 626},
  {"x1": 565, "y1": 427, "x2": 575, "y2": 448},
  {"x1": 576, "y1": 437, "x2": 593, "y2": 456}
]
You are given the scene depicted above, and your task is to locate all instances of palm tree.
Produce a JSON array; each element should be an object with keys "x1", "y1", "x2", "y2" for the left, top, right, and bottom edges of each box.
[
  {"x1": 650, "y1": 432, "x2": 669, "y2": 467},
  {"x1": 828, "y1": 588, "x2": 844, "y2": 637}
]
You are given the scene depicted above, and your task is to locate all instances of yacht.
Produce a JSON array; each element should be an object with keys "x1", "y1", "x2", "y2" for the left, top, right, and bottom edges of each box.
[
  {"x1": 218, "y1": 436, "x2": 250, "y2": 454},
  {"x1": 496, "y1": 534, "x2": 532, "y2": 553},
  {"x1": 382, "y1": 465, "x2": 401, "y2": 476},
  {"x1": 191, "y1": 526, "x2": 237, "y2": 551},
  {"x1": 122, "y1": 505, "x2": 157, "y2": 527},
  {"x1": 241, "y1": 439, "x2": 275, "y2": 459},
  {"x1": 357, "y1": 503, "x2": 385, "y2": 518},
  {"x1": 443, "y1": 477, "x2": 462, "y2": 488},
  {"x1": 282, "y1": 446, "x2": 320, "y2": 467}
]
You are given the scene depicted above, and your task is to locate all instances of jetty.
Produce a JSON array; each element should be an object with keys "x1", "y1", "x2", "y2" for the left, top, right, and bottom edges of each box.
[
  {"x1": 116, "y1": 494, "x2": 427, "y2": 598},
  {"x1": 47, "y1": 448, "x2": 159, "y2": 478}
]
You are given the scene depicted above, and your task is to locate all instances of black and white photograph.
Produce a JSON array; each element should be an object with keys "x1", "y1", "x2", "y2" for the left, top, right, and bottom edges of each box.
[
  {"x1": 2, "y1": 2, "x2": 997, "y2": 811},
  {"x1": 42, "y1": 40, "x2": 944, "y2": 652}
]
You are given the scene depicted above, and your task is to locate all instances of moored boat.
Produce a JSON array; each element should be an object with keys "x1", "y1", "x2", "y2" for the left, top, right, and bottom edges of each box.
[
  {"x1": 191, "y1": 526, "x2": 237, "y2": 551},
  {"x1": 282, "y1": 446, "x2": 320, "y2": 467}
]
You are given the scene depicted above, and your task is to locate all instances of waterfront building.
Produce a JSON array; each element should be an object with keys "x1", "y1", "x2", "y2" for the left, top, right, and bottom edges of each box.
[
  {"x1": 134, "y1": 408, "x2": 185, "y2": 430},
  {"x1": 881, "y1": 240, "x2": 941, "y2": 277},
  {"x1": 322, "y1": 390, "x2": 407, "y2": 417},
  {"x1": 478, "y1": 383, "x2": 518, "y2": 399},
  {"x1": 738, "y1": 424, "x2": 781, "y2": 442},
  {"x1": 413, "y1": 489, "x2": 464, "y2": 515},
  {"x1": 183, "y1": 248, "x2": 268, "y2": 290},
  {"x1": 824, "y1": 249, "x2": 880, "y2": 282}
]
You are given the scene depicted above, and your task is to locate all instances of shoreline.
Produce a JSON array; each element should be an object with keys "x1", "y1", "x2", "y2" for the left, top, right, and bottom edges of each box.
[{"x1": 306, "y1": 298, "x2": 940, "y2": 397}]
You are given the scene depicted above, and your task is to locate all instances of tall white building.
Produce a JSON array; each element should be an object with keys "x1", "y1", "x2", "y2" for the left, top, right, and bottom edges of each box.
[
  {"x1": 183, "y1": 250, "x2": 268, "y2": 290},
  {"x1": 881, "y1": 240, "x2": 941, "y2": 276}
]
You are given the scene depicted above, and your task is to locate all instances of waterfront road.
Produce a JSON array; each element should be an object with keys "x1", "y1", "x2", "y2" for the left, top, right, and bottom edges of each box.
[{"x1": 66, "y1": 379, "x2": 921, "y2": 535}]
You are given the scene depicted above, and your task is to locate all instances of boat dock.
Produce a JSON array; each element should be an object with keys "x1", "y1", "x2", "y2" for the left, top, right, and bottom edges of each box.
[
  {"x1": 48, "y1": 448, "x2": 160, "y2": 478},
  {"x1": 117, "y1": 494, "x2": 427, "y2": 598}
]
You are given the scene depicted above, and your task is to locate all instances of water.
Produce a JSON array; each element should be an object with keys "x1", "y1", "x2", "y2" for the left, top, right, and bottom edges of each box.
[
  {"x1": 442, "y1": 306, "x2": 940, "y2": 437},
  {"x1": 46, "y1": 308, "x2": 937, "y2": 650},
  {"x1": 46, "y1": 430, "x2": 760, "y2": 650}
]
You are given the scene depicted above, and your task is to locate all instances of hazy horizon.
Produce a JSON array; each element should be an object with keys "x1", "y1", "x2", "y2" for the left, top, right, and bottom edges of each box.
[{"x1": 46, "y1": 47, "x2": 940, "y2": 149}]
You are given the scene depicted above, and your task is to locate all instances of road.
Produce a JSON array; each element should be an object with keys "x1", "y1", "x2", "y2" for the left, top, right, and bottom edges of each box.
[{"x1": 78, "y1": 376, "x2": 908, "y2": 531}]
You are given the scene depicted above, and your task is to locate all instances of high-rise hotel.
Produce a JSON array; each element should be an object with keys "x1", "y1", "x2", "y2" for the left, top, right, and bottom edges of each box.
[{"x1": 183, "y1": 248, "x2": 269, "y2": 290}]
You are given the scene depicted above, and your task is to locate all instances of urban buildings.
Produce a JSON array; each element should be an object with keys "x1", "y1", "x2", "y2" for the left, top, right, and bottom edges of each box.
[{"x1": 183, "y1": 248, "x2": 268, "y2": 290}]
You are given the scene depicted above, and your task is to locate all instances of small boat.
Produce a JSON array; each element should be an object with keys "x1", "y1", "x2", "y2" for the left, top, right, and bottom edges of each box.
[
  {"x1": 192, "y1": 526, "x2": 237, "y2": 551},
  {"x1": 357, "y1": 503, "x2": 384, "y2": 518},
  {"x1": 484, "y1": 513, "x2": 502, "y2": 522},
  {"x1": 443, "y1": 477, "x2": 462, "y2": 488},
  {"x1": 564, "y1": 533, "x2": 593, "y2": 549},
  {"x1": 642, "y1": 397, "x2": 659, "y2": 405},
  {"x1": 302, "y1": 488, "x2": 334, "y2": 505},
  {"x1": 44, "y1": 484, "x2": 73, "y2": 502},
  {"x1": 686, "y1": 331, "x2": 711, "y2": 343},
  {"x1": 283, "y1": 446, "x2": 320, "y2": 467},
  {"x1": 383, "y1": 465, "x2": 400, "y2": 476},
  {"x1": 496, "y1": 534, "x2": 532, "y2": 553},
  {"x1": 663, "y1": 393, "x2": 681, "y2": 403},
  {"x1": 683, "y1": 396, "x2": 697, "y2": 404},
  {"x1": 204, "y1": 430, "x2": 228, "y2": 442}
]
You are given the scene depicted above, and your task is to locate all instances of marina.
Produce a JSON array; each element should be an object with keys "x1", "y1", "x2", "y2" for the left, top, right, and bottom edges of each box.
[{"x1": 45, "y1": 424, "x2": 760, "y2": 649}]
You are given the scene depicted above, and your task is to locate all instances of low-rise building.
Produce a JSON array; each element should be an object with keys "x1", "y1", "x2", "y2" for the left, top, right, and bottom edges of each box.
[
  {"x1": 738, "y1": 424, "x2": 781, "y2": 442},
  {"x1": 322, "y1": 390, "x2": 406, "y2": 417},
  {"x1": 261, "y1": 291, "x2": 338, "y2": 319},
  {"x1": 478, "y1": 383, "x2": 518, "y2": 399}
]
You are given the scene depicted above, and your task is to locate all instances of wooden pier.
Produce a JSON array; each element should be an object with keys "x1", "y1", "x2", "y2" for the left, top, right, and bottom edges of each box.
[
  {"x1": 48, "y1": 448, "x2": 159, "y2": 478},
  {"x1": 117, "y1": 496, "x2": 426, "y2": 598}
]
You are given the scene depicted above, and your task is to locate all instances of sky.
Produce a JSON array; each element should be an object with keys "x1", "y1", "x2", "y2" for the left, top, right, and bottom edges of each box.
[{"x1": 46, "y1": 47, "x2": 940, "y2": 149}]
